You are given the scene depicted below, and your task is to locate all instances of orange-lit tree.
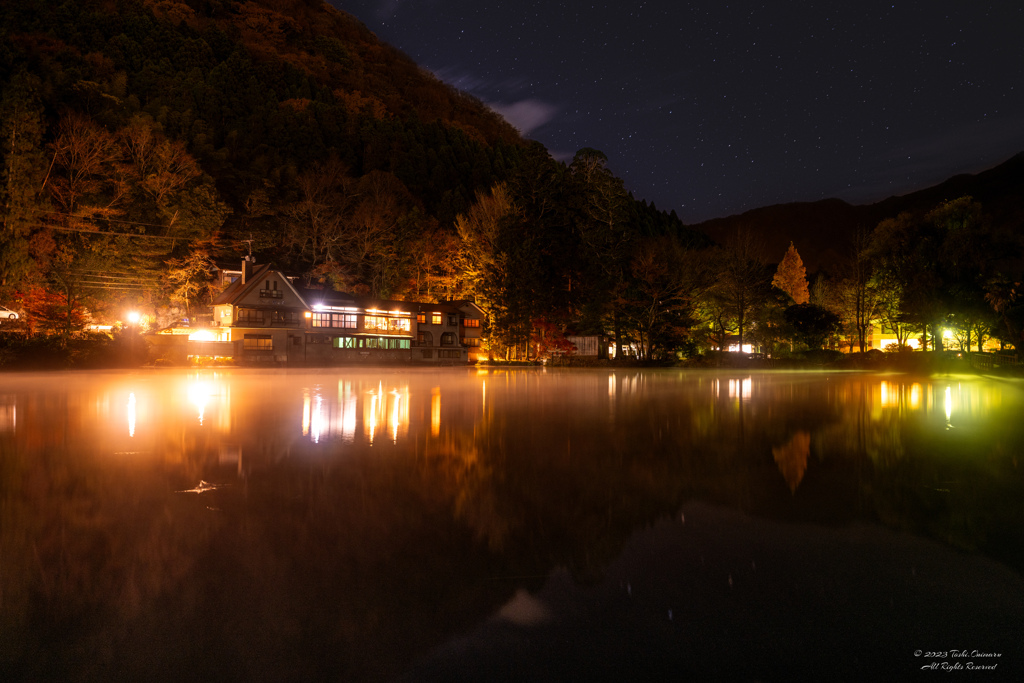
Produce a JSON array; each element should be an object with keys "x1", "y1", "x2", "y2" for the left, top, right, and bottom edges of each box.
[{"x1": 772, "y1": 241, "x2": 810, "y2": 304}]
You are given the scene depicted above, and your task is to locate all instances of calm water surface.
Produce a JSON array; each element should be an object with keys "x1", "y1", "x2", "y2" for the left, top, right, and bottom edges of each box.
[{"x1": 2, "y1": 368, "x2": 1022, "y2": 681}]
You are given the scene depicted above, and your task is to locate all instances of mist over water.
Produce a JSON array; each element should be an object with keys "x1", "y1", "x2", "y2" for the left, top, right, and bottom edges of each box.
[{"x1": 2, "y1": 368, "x2": 1022, "y2": 680}]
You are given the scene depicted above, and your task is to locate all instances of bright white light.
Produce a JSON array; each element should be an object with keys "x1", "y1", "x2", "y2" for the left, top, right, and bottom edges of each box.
[
  {"x1": 188, "y1": 380, "x2": 213, "y2": 425},
  {"x1": 127, "y1": 311, "x2": 140, "y2": 324},
  {"x1": 729, "y1": 377, "x2": 752, "y2": 400},
  {"x1": 127, "y1": 392, "x2": 136, "y2": 437}
]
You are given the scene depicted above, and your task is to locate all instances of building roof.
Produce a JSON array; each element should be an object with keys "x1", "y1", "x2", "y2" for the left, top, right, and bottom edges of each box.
[{"x1": 211, "y1": 263, "x2": 307, "y2": 308}]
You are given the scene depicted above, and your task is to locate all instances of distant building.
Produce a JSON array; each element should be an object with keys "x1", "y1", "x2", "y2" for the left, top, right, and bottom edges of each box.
[
  {"x1": 301, "y1": 288, "x2": 415, "y2": 364},
  {"x1": 167, "y1": 258, "x2": 485, "y2": 366},
  {"x1": 210, "y1": 259, "x2": 307, "y2": 364},
  {"x1": 410, "y1": 301, "x2": 484, "y2": 364}
]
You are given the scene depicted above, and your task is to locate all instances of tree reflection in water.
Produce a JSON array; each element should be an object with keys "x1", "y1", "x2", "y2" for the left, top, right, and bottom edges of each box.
[{"x1": 0, "y1": 369, "x2": 1022, "y2": 680}]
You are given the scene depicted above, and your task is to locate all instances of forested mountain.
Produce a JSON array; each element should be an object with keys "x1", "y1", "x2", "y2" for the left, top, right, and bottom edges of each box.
[
  {"x1": 697, "y1": 152, "x2": 1024, "y2": 273},
  {"x1": 4, "y1": 0, "x2": 1022, "y2": 363},
  {"x1": 0, "y1": 0, "x2": 706, "y2": 357}
]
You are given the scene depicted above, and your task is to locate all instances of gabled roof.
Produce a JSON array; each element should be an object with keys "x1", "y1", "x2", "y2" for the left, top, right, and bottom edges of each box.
[
  {"x1": 444, "y1": 300, "x2": 485, "y2": 318},
  {"x1": 415, "y1": 301, "x2": 463, "y2": 314},
  {"x1": 211, "y1": 263, "x2": 309, "y2": 308}
]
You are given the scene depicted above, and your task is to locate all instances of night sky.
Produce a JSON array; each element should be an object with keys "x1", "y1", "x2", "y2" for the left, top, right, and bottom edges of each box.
[{"x1": 331, "y1": 1, "x2": 1024, "y2": 223}]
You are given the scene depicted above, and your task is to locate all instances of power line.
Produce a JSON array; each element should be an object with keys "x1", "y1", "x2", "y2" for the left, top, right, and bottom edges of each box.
[
  {"x1": 29, "y1": 208, "x2": 179, "y2": 231},
  {"x1": 45, "y1": 225, "x2": 187, "y2": 241}
]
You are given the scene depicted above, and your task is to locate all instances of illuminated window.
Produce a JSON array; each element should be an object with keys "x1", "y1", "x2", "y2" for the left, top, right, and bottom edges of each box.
[
  {"x1": 364, "y1": 315, "x2": 409, "y2": 333},
  {"x1": 431, "y1": 312, "x2": 442, "y2": 325},
  {"x1": 359, "y1": 337, "x2": 410, "y2": 350},
  {"x1": 461, "y1": 337, "x2": 481, "y2": 347},
  {"x1": 462, "y1": 318, "x2": 481, "y2": 328},
  {"x1": 333, "y1": 337, "x2": 356, "y2": 349},
  {"x1": 417, "y1": 312, "x2": 426, "y2": 324},
  {"x1": 311, "y1": 313, "x2": 331, "y2": 327},
  {"x1": 243, "y1": 334, "x2": 272, "y2": 350},
  {"x1": 334, "y1": 313, "x2": 357, "y2": 328},
  {"x1": 364, "y1": 315, "x2": 388, "y2": 331}
]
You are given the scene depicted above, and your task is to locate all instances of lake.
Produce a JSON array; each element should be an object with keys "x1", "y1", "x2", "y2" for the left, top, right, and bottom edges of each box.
[{"x1": 1, "y1": 368, "x2": 1022, "y2": 681}]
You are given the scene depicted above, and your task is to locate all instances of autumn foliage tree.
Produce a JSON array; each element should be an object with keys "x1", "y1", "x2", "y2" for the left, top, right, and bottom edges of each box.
[{"x1": 772, "y1": 241, "x2": 810, "y2": 304}]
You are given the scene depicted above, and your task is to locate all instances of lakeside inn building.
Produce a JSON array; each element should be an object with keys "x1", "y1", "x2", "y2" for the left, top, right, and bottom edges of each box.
[{"x1": 154, "y1": 259, "x2": 485, "y2": 365}]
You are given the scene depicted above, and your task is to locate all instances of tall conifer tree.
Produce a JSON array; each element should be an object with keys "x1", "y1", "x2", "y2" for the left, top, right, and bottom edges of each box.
[{"x1": 772, "y1": 241, "x2": 810, "y2": 304}]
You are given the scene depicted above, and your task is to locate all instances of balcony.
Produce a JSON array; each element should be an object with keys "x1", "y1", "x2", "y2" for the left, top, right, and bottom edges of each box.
[
  {"x1": 259, "y1": 289, "x2": 283, "y2": 299},
  {"x1": 233, "y1": 317, "x2": 304, "y2": 328}
]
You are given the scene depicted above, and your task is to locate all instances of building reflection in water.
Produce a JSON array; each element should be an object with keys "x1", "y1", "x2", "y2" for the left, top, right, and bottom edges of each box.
[
  {"x1": 296, "y1": 379, "x2": 411, "y2": 446},
  {"x1": 90, "y1": 370, "x2": 1008, "y2": 500},
  {"x1": 127, "y1": 392, "x2": 136, "y2": 437},
  {"x1": 876, "y1": 378, "x2": 1000, "y2": 428}
]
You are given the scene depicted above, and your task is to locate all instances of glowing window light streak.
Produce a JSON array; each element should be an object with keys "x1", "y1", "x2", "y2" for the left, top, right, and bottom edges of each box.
[
  {"x1": 910, "y1": 383, "x2": 922, "y2": 410},
  {"x1": 340, "y1": 381, "x2": 356, "y2": 442},
  {"x1": 188, "y1": 380, "x2": 213, "y2": 425},
  {"x1": 729, "y1": 377, "x2": 752, "y2": 400},
  {"x1": 431, "y1": 387, "x2": 441, "y2": 437},
  {"x1": 311, "y1": 393, "x2": 323, "y2": 444},
  {"x1": 390, "y1": 390, "x2": 401, "y2": 443},
  {"x1": 945, "y1": 386, "x2": 953, "y2": 424},
  {"x1": 368, "y1": 392, "x2": 379, "y2": 444},
  {"x1": 127, "y1": 392, "x2": 136, "y2": 437},
  {"x1": 302, "y1": 390, "x2": 311, "y2": 436}
]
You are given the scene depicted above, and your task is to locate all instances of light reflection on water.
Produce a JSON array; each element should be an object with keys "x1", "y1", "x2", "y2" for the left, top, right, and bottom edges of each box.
[
  {"x1": 0, "y1": 369, "x2": 1018, "y2": 489},
  {"x1": 1, "y1": 369, "x2": 1018, "y2": 490},
  {"x1": 1, "y1": 368, "x2": 1023, "y2": 680}
]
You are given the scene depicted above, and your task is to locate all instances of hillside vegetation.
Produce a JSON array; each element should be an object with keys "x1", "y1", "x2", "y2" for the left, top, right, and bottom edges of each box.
[
  {"x1": 1, "y1": 0, "x2": 706, "y2": 360},
  {"x1": 2, "y1": 0, "x2": 1022, "y2": 365}
]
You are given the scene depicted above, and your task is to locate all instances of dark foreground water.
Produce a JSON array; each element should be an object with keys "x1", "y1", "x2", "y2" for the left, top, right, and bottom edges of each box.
[{"x1": 1, "y1": 368, "x2": 1022, "y2": 682}]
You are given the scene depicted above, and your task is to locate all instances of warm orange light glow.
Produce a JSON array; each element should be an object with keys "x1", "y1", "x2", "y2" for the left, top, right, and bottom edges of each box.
[
  {"x1": 431, "y1": 387, "x2": 441, "y2": 437},
  {"x1": 127, "y1": 392, "x2": 136, "y2": 437},
  {"x1": 910, "y1": 383, "x2": 922, "y2": 410},
  {"x1": 188, "y1": 380, "x2": 214, "y2": 425},
  {"x1": 187, "y1": 329, "x2": 218, "y2": 342},
  {"x1": 302, "y1": 390, "x2": 311, "y2": 436},
  {"x1": 729, "y1": 377, "x2": 752, "y2": 400}
]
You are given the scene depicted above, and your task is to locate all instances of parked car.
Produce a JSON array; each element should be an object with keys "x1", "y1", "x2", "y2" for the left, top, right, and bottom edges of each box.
[{"x1": 0, "y1": 305, "x2": 19, "y2": 320}]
